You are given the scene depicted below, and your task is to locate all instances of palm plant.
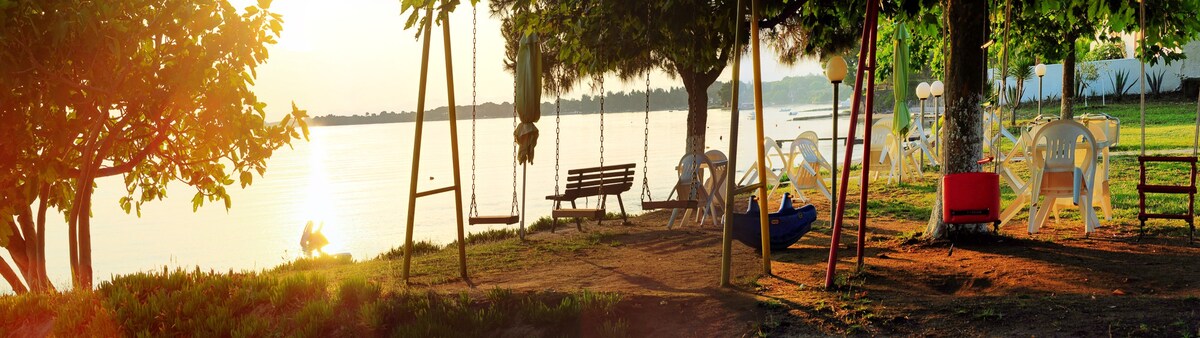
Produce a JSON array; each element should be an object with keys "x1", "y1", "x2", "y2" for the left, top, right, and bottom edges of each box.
[
  {"x1": 1109, "y1": 69, "x2": 1136, "y2": 100},
  {"x1": 1147, "y1": 69, "x2": 1168, "y2": 96}
]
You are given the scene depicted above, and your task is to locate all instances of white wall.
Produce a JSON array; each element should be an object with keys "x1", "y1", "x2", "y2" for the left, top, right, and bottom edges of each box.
[{"x1": 991, "y1": 49, "x2": 1197, "y2": 105}]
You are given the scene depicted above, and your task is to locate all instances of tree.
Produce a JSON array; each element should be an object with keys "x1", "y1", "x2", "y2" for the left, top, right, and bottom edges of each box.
[
  {"x1": 469, "y1": 0, "x2": 863, "y2": 152},
  {"x1": 924, "y1": 0, "x2": 989, "y2": 239},
  {"x1": 1007, "y1": 0, "x2": 1200, "y2": 119},
  {"x1": 0, "y1": 0, "x2": 308, "y2": 292}
]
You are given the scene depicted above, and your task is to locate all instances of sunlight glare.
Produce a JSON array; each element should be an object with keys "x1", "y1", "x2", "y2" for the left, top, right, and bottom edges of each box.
[{"x1": 303, "y1": 128, "x2": 346, "y2": 254}]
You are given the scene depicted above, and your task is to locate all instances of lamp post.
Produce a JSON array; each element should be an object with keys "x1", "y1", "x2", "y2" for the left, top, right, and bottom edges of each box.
[
  {"x1": 825, "y1": 55, "x2": 847, "y2": 228},
  {"x1": 1035, "y1": 63, "x2": 1047, "y2": 117},
  {"x1": 916, "y1": 82, "x2": 931, "y2": 170},
  {"x1": 930, "y1": 80, "x2": 944, "y2": 161}
]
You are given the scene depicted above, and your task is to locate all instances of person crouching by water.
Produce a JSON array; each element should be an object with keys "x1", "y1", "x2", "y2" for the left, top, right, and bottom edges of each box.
[{"x1": 300, "y1": 221, "x2": 330, "y2": 257}]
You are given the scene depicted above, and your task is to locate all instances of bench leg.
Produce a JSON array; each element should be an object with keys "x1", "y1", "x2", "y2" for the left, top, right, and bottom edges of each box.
[
  {"x1": 617, "y1": 194, "x2": 629, "y2": 224},
  {"x1": 571, "y1": 200, "x2": 583, "y2": 231},
  {"x1": 551, "y1": 201, "x2": 561, "y2": 233},
  {"x1": 597, "y1": 196, "x2": 607, "y2": 226}
]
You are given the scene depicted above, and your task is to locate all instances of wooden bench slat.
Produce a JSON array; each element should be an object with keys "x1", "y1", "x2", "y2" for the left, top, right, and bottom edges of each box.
[
  {"x1": 566, "y1": 163, "x2": 636, "y2": 175},
  {"x1": 546, "y1": 183, "x2": 634, "y2": 199},
  {"x1": 552, "y1": 208, "x2": 606, "y2": 218},
  {"x1": 565, "y1": 177, "x2": 634, "y2": 190},
  {"x1": 641, "y1": 200, "x2": 699, "y2": 210},
  {"x1": 566, "y1": 171, "x2": 634, "y2": 182},
  {"x1": 1138, "y1": 156, "x2": 1198, "y2": 163}
]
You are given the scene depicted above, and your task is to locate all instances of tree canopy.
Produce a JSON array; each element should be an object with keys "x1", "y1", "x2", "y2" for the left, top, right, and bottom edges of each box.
[{"x1": 0, "y1": 0, "x2": 308, "y2": 292}]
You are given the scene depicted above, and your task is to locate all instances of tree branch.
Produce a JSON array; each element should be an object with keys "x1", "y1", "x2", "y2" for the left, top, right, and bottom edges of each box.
[{"x1": 757, "y1": 0, "x2": 805, "y2": 30}]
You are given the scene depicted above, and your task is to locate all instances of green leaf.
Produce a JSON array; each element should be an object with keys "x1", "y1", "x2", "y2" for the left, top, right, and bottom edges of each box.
[
  {"x1": 240, "y1": 171, "x2": 253, "y2": 188},
  {"x1": 192, "y1": 192, "x2": 204, "y2": 212}
]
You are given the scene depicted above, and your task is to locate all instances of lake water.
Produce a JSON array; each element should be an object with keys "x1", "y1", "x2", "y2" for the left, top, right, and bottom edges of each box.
[{"x1": 10, "y1": 104, "x2": 874, "y2": 292}]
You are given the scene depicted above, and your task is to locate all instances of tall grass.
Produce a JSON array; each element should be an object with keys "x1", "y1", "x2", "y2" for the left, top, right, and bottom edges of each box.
[
  {"x1": 375, "y1": 240, "x2": 443, "y2": 260},
  {"x1": 0, "y1": 269, "x2": 627, "y2": 337}
]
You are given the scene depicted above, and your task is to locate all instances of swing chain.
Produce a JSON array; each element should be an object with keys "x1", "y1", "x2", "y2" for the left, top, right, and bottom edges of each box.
[
  {"x1": 511, "y1": 76, "x2": 520, "y2": 215},
  {"x1": 641, "y1": 71, "x2": 653, "y2": 202},
  {"x1": 554, "y1": 96, "x2": 561, "y2": 195},
  {"x1": 640, "y1": 2, "x2": 653, "y2": 203},
  {"x1": 599, "y1": 78, "x2": 605, "y2": 168},
  {"x1": 598, "y1": 78, "x2": 606, "y2": 209},
  {"x1": 468, "y1": 5, "x2": 478, "y2": 218}
]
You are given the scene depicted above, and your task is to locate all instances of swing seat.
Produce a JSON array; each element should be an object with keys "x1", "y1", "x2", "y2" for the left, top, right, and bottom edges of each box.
[
  {"x1": 731, "y1": 194, "x2": 818, "y2": 251},
  {"x1": 941, "y1": 171, "x2": 1001, "y2": 225},
  {"x1": 468, "y1": 215, "x2": 520, "y2": 225}
]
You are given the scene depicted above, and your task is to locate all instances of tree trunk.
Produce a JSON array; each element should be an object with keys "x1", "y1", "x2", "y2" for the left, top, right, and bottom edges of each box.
[
  {"x1": 1060, "y1": 35, "x2": 1076, "y2": 119},
  {"x1": 926, "y1": 0, "x2": 989, "y2": 239},
  {"x1": 680, "y1": 68, "x2": 720, "y2": 155},
  {"x1": 0, "y1": 256, "x2": 26, "y2": 294},
  {"x1": 78, "y1": 182, "x2": 94, "y2": 289},
  {"x1": 35, "y1": 184, "x2": 53, "y2": 291}
]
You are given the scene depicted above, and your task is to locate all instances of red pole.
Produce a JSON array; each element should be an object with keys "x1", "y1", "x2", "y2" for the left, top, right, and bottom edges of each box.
[
  {"x1": 856, "y1": 13, "x2": 881, "y2": 270},
  {"x1": 824, "y1": 0, "x2": 879, "y2": 289}
]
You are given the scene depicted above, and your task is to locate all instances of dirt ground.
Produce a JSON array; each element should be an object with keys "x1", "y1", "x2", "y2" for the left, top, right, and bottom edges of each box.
[{"x1": 432, "y1": 197, "x2": 1200, "y2": 337}]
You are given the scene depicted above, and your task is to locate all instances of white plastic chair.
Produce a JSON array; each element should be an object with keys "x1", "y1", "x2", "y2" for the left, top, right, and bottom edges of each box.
[
  {"x1": 1081, "y1": 115, "x2": 1118, "y2": 220},
  {"x1": 788, "y1": 132, "x2": 833, "y2": 202},
  {"x1": 868, "y1": 119, "x2": 898, "y2": 183},
  {"x1": 666, "y1": 152, "x2": 709, "y2": 228},
  {"x1": 736, "y1": 137, "x2": 799, "y2": 200},
  {"x1": 1028, "y1": 120, "x2": 1100, "y2": 234},
  {"x1": 904, "y1": 112, "x2": 939, "y2": 169},
  {"x1": 698, "y1": 150, "x2": 728, "y2": 226}
]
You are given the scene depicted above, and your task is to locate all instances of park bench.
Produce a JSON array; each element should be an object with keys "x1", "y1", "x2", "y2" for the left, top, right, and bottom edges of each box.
[{"x1": 545, "y1": 163, "x2": 634, "y2": 232}]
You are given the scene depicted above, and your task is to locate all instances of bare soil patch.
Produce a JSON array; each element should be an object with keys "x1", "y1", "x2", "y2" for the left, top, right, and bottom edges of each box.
[{"x1": 426, "y1": 195, "x2": 1200, "y2": 336}]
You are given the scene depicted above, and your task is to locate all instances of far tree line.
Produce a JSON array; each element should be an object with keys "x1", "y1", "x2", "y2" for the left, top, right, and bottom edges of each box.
[{"x1": 309, "y1": 74, "x2": 850, "y2": 126}]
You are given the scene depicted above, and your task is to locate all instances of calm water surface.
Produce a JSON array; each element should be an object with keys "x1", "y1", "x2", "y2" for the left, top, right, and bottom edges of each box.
[{"x1": 12, "y1": 104, "x2": 875, "y2": 291}]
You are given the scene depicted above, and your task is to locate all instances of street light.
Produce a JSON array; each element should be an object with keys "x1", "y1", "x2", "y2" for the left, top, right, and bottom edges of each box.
[
  {"x1": 930, "y1": 80, "x2": 944, "y2": 161},
  {"x1": 916, "y1": 82, "x2": 931, "y2": 171},
  {"x1": 1035, "y1": 63, "x2": 1047, "y2": 116},
  {"x1": 825, "y1": 55, "x2": 847, "y2": 227}
]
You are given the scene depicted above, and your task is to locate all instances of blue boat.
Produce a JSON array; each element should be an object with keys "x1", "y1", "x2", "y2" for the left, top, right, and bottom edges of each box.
[{"x1": 731, "y1": 193, "x2": 817, "y2": 251}]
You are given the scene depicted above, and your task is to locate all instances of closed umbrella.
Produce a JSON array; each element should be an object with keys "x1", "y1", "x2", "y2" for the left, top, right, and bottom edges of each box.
[
  {"x1": 891, "y1": 21, "x2": 912, "y2": 140},
  {"x1": 514, "y1": 32, "x2": 542, "y2": 164},
  {"x1": 891, "y1": 21, "x2": 912, "y2": 182},
  {"x1": 513, "y1": 32, "x2": 541, "y2": 239}
]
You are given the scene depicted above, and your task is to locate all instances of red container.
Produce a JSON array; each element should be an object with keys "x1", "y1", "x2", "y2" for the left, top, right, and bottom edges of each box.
[{"x1": 941, "y1": 172, "x2": 1001, "y2": 224}]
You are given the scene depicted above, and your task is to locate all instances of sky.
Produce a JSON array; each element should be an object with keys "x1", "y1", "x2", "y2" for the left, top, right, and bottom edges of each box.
[{"x1": 234, "y1": 0, "x2": 826, "y2": 121}]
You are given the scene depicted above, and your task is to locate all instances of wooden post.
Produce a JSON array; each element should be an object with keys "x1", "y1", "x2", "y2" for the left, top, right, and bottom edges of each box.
[
  {"x1": 825, "y1": 0, "x2": 879, "y2": 289},
  {"x1": 401, "y1": 5, "x2": 435, "y2": 283},
  {"x1": 402, "y1": 5, "x2": 469, "y2": 284},
  {"x1": 720, "y1": 0, "x2": 745, "y2": 287},
  {"x1": 856, "y1": 19, "x2": 880, "y2": 270},
  {"x1": 441, "y1": 15, "x2": 469, "y2": 282},
  {"x1": 750, "y1": 0, "x2": 772, "y2": 274}
]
